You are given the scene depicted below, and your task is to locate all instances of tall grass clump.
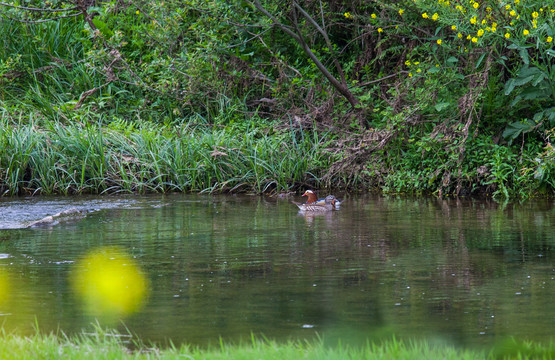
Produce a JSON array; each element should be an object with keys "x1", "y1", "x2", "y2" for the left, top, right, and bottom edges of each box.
[{"x1": 0, "y1": 114, "x2": 331, "y2": 196}]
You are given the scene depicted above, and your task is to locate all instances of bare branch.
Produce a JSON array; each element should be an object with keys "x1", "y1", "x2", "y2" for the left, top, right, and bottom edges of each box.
[
  {"x1": 0, "y1": 2, "x2": 79, "y2": 12},
  {"x1": 0, "y1": 11, "x2": 83, "y2": 23},
  {"x1": 292, "y1": 1, "x2": 347, "y2": 85},
  {"x1": 248, "y1": 0, "x2": 359, "y2": 107}
]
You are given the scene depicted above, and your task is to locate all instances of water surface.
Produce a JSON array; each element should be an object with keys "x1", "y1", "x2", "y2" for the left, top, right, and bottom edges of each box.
[{"x1": 0, "y1": 194, "x2": 553, "y2": 347}]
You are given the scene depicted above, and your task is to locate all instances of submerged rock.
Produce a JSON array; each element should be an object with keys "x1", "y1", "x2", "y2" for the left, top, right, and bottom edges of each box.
[{"x1": 27, "y1": 208, "x2": 88, "y2": 228}]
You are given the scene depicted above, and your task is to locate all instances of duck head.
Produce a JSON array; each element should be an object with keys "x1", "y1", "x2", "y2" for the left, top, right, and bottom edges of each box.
[{"x1": 302, "y1": 190, "x2": 318, "y2": 204}]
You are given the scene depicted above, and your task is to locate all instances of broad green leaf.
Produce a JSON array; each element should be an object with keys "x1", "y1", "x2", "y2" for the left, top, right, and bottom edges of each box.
[
  {"x1": 434, "y1": 102, "x2": 450, "y2": 112},
  {"x1": 504, "y1": 79, "x2": 516, "y2": 95}
]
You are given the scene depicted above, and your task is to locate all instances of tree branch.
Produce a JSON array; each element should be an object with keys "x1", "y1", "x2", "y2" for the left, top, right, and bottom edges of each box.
[{"x1": 248, "y1": 0, "x2": 359, "y2": 107}]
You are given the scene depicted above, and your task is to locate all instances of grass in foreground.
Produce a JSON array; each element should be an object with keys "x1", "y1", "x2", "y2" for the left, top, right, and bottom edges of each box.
[{"x1": 0, "y1": 328, "x2": 553, "y2": 360}]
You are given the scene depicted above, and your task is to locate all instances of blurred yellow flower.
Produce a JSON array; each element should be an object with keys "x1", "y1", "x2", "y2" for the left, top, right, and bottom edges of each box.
[
  {"x1": 457, "y1": 32, "x2": 463, "y2": 38},
  {"x1": 477, "y1": 29, "x2": 484, "y2": 37},
  {"x1": 523, "y1": 29, "x2": 529, "y2": 35},
  {"x1": 505, "y1": 5, "x2": 511, "y2": 10},
  {"x1": 472, "y1": 37, "x2": 478, "y2": 43},
  {"x1": 405, "y1": 60, "x2": 411, "y2": 66},
  {"x1": 378, "y1": 28, "x2": 383, "y2": 33},
  {"x1": 136, "y1": 10, "x2": 140, "y2": 15},
  {"x1": 344, "y1": 12, "x2": 352, "y2": 18},
  {"x1": 432, "y1": 13, "x2": 439, "y2": 20},
  {"x1": 399, "y1": 9, "x2": 404, "y2": 15},
  {"x1": 422, "y1": 12, "x2": 429, "y2": 19},
  {"x1": 532, "y1": 11, "x2": 539, "y2": 18},
  {"x1": 548, "y1": 36, "x2": 553, "y2": 43},
  {"x1": 451, "y1": 25, "x2": 457, "y2": 30},
  {"x1": 473, "y1": 2, "x2": 479, "y2": 8},
  {"x1": 470, "y1": 17, "x2": 477, "y2": 24},
  {"x1": 510, "y1": 10, "x2": 516, "y2": 16},
  {"x1": 437, "y1": 39, "x2": 442, "y2": 45},
  {"x1": 505, "y1": 32, "x2": 510, "y2": 39},
  {"x1": 371, "y1": 13, "x2": 377, "y2": 19}
]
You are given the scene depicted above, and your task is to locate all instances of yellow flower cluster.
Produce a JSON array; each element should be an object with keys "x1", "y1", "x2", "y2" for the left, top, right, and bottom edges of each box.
[
  {"x1": 369, "y1": 1, "x2": 554, "y2": 48},
  {"x1": 414, "y1": 0, "x2": 554, "y2": 47}
]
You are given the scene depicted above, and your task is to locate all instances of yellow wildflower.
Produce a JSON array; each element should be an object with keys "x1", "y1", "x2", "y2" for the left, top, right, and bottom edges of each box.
[
  {"x1": 457, "y1": 32, "x2": 463, "y2": 38},
  {"x1": 422, "y1": 12, "x2": 429, "y2": 19},
  {"x1": 505, "y1": 32, "x2": 510, "y2": 39},
  {"x1": 136, "y1": 10, "x2": 140, "y2": 15},
  {"x1": 470, "y1": 17, "x2": 477, "y2": 24},
  {"x1": 437, "y1": 39, "x2": 442, "y2": 45},
  {"x1": 505, "y1": 4, "x2": 511, "y2": 10},
  {"x1": 405, "y1": 60, "x2": 411, "y2": 66},
  {"x1": 409, "y1": 72, "x2": 413, "y2": 77},
  {"x1": 344, "y1": 12, "x2": 352, "y2": 18},
  {"x1": 378, "y1": 28, "x2": 383, "y2": 33},
  {"x1": 472, "y1": 37, "x2": 478, "y2": 43},
  {"x1": 532, "y1": 11, "x2": 539, "y2": 18},
  {"x1": 371, "y1": 13, "x2": 377, "y2": 19},
  {"x1": 523, "y1": 29, "x2": 529, "y2": 35},
  {"x1": 510, "y1": 10, "x2": 516, "y2": 16},
  {"x1": 473, "y1": 2, "x2": 479, "y2": 8},
  {"x1": 451, "y1": 25, "x2": 457, "y2": 30},
  {"x1": 548, "y1": 36, "x2": 553, "y2": 43},
  {"x1": 399, "y1": 9, "x2": 404, "y2": 15},
  {"x1": 477, "y1": 29, "x2": 484, "y2": 37},
  {"x1": 432, "y1": 13, "x2": 439, "y2": 20}
]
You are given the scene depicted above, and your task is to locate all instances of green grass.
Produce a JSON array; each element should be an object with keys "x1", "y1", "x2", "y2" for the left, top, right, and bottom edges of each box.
[
  {"x1": 0, "y1": 327, "x2": 553, "y2": 360},
  {"x1": 0, "y1": 114, "x2": 331, "y2": 196}
]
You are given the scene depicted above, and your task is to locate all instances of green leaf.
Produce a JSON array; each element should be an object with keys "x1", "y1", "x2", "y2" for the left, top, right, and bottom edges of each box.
[
  {"x1": 504, "y1": 79, "x2": 516, "y2": 95},
  {"x1": 519, "y1": 49, "x2": 530, "y2": 65},
  {"x1": 513, "y1": 74, "x2": 535, "y2": 87},
  {"x1": 502, "y1": 119, "x2": 536, "y2": 144},
  {"x1": 475, "y1": 52, "x2": 487, "y2": 69},
  {"x1": 434, "y1": 102, "x2": 450, "y2": 112}
]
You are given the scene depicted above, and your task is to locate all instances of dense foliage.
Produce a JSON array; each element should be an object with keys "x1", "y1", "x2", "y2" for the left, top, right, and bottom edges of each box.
[{"x1": 0, "y1": 0, "x2": 554, "y2": 197}]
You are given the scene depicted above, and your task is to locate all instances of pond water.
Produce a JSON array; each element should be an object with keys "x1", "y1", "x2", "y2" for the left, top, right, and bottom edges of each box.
[{"x1": 0, "y1": 194, "x2": 553, "y2": 348}]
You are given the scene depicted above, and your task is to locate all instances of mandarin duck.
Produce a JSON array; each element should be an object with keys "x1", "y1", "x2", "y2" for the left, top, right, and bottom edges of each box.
[
  {"x1": 294, "y1": 195, "x2": 337, "y2": 211},
  {"x1": 301, "y1": 189, "x2": 341, "y2": 209}
]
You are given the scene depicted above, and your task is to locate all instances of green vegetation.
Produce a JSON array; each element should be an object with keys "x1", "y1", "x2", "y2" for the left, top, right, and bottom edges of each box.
[
  {"x1": 0, "y1": 327, "x2": 553, "y2": 360},
  {"x1": 1, "y1": 0, "x2": 555, "y2": 198},
  {"x1": 0, "y1": 115, "x2": 329, "y2": 195}
]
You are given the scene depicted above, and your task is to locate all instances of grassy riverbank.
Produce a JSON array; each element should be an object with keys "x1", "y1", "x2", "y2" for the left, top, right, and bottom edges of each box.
[
  {"x1": 2, "y1": 1, "x2": 555, "y2": 198},
  {"x1": 1, "y1": 329, "x2": 552, "y2": 360},
  {"x1": 0, "y1": 115, "x2": 331, "y2": 196}
]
